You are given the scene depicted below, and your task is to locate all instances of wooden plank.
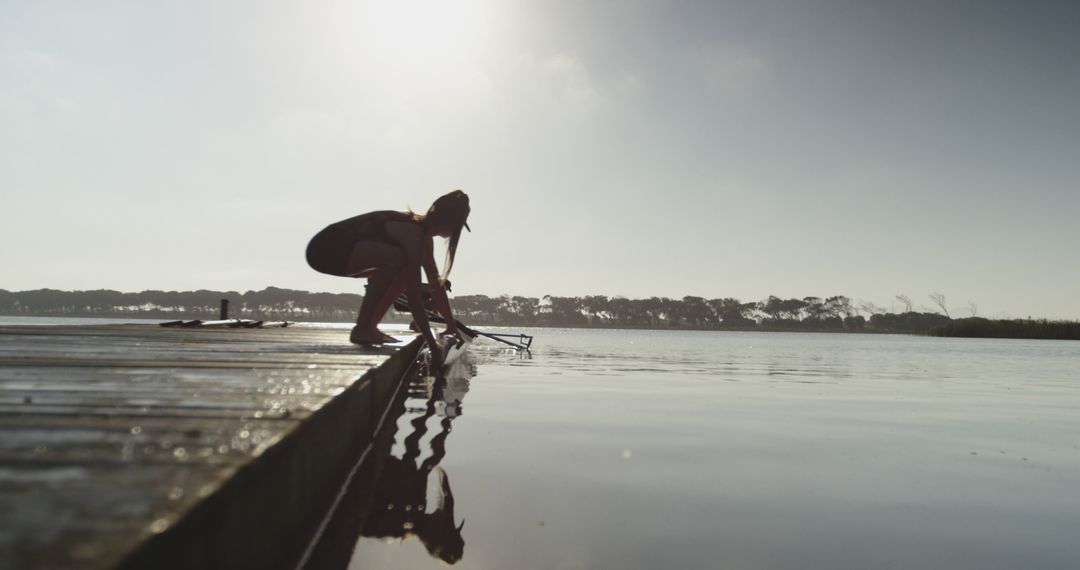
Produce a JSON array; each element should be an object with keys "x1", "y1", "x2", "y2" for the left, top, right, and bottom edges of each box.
[{"x1": 0, "y1": 324, "x2": 422, "y2": 570}]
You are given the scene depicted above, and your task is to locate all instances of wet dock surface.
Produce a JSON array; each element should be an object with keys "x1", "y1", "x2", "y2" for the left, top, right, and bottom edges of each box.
[{"x1": 0, "y1": 324, "x2": 421, "y2": 570}]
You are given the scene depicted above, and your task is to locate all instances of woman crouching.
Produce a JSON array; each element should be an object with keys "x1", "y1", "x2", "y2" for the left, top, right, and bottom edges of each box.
[{"x1": 306, "y1": 190, "x2": 470, "y2": 364}]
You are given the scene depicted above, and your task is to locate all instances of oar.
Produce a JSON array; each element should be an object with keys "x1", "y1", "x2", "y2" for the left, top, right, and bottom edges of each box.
[
  {"x1": 460, "y1": 326, "x2": 532, "y2": 351},
  {"x1": 393, "y1": 295, "x2": 533, "y2": 351}
]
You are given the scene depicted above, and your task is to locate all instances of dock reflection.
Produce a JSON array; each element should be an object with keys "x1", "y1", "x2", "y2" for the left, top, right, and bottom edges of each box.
[
  {"x1": 298, "y1": 356, "x2": 476, "y2": 570},
  {"x1": 359, "y1": 358, "x2": 473, "y2": 563}
]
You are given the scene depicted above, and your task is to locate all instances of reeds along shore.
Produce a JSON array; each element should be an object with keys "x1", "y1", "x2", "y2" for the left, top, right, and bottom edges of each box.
[
  {"x1": 929, "y1": 318, "x2": 1080, "y2": 340},
  {"x1": 2, "y1": 288, "x2": 1077, "y2": 340}
]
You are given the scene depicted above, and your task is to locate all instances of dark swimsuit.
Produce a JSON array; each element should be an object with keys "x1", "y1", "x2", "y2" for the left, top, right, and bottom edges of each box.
[{"x1": 305, "y1": 210, "x2": 416, "y2": 276}]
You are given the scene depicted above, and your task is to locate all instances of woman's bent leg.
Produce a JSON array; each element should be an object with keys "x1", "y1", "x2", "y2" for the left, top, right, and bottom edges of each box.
[
  {"x1": 344, "y1": 242, "x2": 405, "y2": 345},
  {"x1": 369, "y1": 273, "x2": 410, "y2": 328},
  {"x1": 352, "y1": 267, "x2": 406, "y2": 344}
]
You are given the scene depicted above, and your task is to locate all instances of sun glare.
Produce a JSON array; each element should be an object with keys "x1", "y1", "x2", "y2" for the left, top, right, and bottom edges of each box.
[{"x1": 353, "y1": 0, "x2": 495, "y2": 75}]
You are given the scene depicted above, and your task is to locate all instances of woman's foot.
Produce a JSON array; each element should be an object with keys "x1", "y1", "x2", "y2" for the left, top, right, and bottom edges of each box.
[{"x1": 349, "y1": 326, "x2": 391, "y2": 346}]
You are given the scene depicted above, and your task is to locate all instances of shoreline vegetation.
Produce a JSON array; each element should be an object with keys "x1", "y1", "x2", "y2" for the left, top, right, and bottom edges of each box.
[{"x1": 1, "y1": 287, "x2": 1077, "y2": 341}]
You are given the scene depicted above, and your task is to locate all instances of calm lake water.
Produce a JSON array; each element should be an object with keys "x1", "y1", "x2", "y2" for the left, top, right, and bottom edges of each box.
[{"x1": 349, "y1": 328, "x2": 1080, "y2": 570}]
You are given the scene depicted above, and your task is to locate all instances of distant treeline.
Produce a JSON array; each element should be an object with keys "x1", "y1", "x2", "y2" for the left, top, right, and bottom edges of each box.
[
  {"x1": 454, "y1": 294, "x2": 893, "y2": 331},
  {"x1": 0, "y1": 287, "x2": 364, "y2": 322},
  {"x1": 1, "y1": 288, "x2": 1077, "y2": 339}
]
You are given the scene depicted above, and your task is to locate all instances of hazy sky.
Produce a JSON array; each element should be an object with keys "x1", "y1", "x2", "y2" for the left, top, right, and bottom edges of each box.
[{"x1": 3, "y1": 0, "x2": 1079, "y2": 318}]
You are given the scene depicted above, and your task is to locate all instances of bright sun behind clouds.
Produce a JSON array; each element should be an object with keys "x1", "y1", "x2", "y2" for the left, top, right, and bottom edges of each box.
[
  {"x1": 322, "y1": 0, "x2": 508, "y2": 149},
  {"x1": 349, "y1": 0, "x2": 500, "y2": 76}
]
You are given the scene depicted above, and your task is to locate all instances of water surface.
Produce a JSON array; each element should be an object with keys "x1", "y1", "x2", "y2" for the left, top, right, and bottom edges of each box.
[{"x1": 350, "y1": 328, "x2": 1080, "y2": 569}]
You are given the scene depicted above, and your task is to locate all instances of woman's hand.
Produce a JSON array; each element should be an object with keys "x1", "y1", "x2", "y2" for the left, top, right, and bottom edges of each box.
[{"x1": 439, "y1": 326, "x2": 463, "y2": 345}]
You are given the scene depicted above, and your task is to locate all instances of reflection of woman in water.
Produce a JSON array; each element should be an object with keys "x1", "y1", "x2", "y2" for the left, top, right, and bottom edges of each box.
[
  {"x1": 305, "y1": 190, "x2": 470, "y2": 361},
  {"x1": 362, "y1": 376, "x2": 466, "y2": 563}
]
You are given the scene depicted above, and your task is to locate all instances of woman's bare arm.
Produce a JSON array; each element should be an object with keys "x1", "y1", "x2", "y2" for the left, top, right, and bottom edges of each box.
[
  {"x1": 386, "y1": 222, "x2": 442, "y2": 358},
  {"x1": 422, "y1": 253, "x2": 458, "y2": 337}
]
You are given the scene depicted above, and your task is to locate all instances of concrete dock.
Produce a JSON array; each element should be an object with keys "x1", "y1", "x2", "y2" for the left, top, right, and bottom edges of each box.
[{"x1": 0, "y1": 324, "x2": 423, "y2": 570}]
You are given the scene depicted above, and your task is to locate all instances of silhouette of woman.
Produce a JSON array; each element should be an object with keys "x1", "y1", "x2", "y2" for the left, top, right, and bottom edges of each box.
[
  {"x1": 361, "y1": 375, "x2": 466, "y2": 564},
  {"x1": 306, "y1": 190, "x2": 470, "y2": 359}
]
